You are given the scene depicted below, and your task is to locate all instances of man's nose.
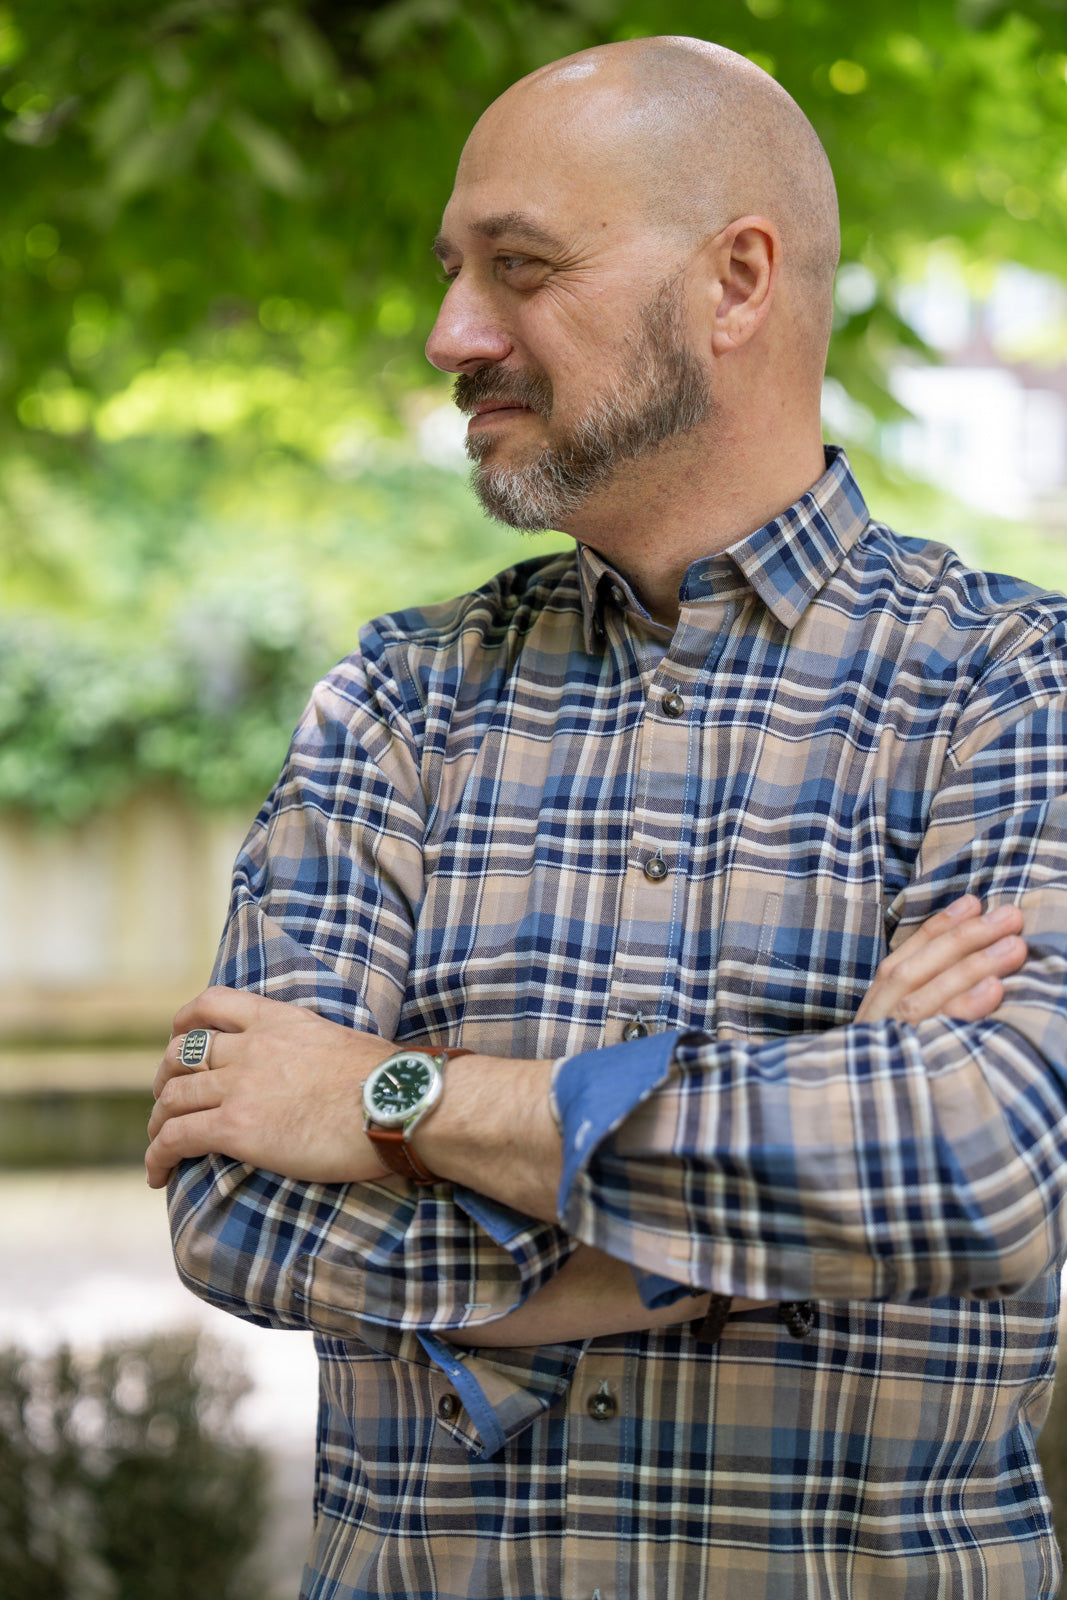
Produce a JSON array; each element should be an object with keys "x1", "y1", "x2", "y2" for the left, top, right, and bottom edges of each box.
[{"x1": 425, "y1": 278, "x2": 513, "y2": 374}]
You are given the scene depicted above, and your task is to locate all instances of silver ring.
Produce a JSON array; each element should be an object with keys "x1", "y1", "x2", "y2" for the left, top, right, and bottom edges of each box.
[{"x1": 178, "y1": 1028, "x2": 215, "y2": 1070}]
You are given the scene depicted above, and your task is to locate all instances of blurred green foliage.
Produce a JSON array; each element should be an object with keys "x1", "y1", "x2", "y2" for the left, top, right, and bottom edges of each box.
[
  {"x1": 0, "y1": 1331, "x2": 268, "y2": 1599},
  {"x1": 3, "y1": 0, "x2": 1067, "y2": 421},
  {"x1": 2, "y1": 0, "x2": 1067, "y2": 818},
  {"x1": 0, "y1": 434, "x2": 551, "y2": 818}
]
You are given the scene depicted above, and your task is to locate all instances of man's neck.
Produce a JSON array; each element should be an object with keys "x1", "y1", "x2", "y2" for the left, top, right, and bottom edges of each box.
[{"x1": 562, "y1": 431, "x2": 828, "y2": 627}]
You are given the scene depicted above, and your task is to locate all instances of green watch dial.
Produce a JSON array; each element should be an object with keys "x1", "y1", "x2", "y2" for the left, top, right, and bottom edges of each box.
[
  {"x1": 363, "y1": 1051, "x2": 443, "y2": 1128},
  {"x1": 370, "y1": 1056, "x2": 432, "y2": 1113}
]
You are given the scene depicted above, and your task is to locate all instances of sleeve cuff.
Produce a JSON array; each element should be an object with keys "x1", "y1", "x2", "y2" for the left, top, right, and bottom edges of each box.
[
  {"x1": 632, "y1": 1268, "x2": 699, "y2": 1310},
  {"x1": 551, "y1": 1030, "x2": 682, "y2": 1216}
]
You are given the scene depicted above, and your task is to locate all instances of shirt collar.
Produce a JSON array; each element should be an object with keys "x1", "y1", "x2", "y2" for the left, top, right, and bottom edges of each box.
[{"x1": 575, "y1": 446, "x2": 871, "y2": 647}]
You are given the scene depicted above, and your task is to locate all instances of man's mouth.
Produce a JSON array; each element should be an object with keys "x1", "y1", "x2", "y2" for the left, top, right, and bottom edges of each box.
[
  {"x1": 453, "y1": 367, "x2": 553, "y2": 421},
  {"x1": 470, "y1": 401, "x2": 535, "y2": 420}
]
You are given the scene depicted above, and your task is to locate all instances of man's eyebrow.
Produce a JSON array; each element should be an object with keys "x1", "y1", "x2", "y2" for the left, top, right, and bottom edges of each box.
[{"x1": 431, "y1": 212, "x2": 567, "y2": 261}]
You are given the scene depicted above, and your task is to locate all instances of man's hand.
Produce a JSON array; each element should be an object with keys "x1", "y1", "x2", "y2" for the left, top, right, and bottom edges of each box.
[
  {"x1": 856, "y1": 895, "x2": 1026, "y2": 1026},
  {"x1": 145, "y1": 988, "x2": 395, "y2": 1190}
]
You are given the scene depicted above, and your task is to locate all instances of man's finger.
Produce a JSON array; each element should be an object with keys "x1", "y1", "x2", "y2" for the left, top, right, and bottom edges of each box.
[
  {"x1": 941, "y1": 974, "x2": 1005, "y2": 1023},
  {"x1": 153, "y1": 1026, "x2": 236, "y2": 1100},
  {"x1": 875, "y1": 906, "x2": 1023, "y2": 998},
  {"x1": 147, "y1": 1065, "x2": 225, "y2": 1142},
  {"x1": 875, "y1": 896, "x2": 982, "y2": 979},
  {"x1": 145, "y1": 1108, "x2": 231, "y2": 1190},
  {"x1": 170, "y1": 985, "x2": 277, "y2": 1037},
  {"x1": 886, "y1": 934, "x2": 1027, "y2": 1026}
]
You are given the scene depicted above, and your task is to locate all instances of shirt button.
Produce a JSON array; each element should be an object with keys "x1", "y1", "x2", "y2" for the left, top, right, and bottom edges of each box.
[
  {"x1": 643, "y1": 851, "x2": 668, "y2": 881},
  {"x1": 622, "y1": 1016, "x2": 649, "y2": 1041},
  {"x1": 610, "y1": 584, "x2": 625, "y2": 607},
  {"x1": 661, "y1": 690, "x2": 685, "y2": 718},
  {"x1": 587, "y1": 1390, "x2": 617, "y2": 1420},
  {"x1": 437, "y1": 1393, "x2": 460, "y2": 1420}
]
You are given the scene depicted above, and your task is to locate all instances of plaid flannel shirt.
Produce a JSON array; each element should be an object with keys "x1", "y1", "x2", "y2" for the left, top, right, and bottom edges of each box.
[{"x1": 170, "y1": 449, "x2": 1067, "y2": 1599}]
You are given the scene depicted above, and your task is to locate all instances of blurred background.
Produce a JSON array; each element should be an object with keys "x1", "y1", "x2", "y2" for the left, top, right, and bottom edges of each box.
[{"x1": 2, "y1": 0, "x2": 1067, "y2": 1594}]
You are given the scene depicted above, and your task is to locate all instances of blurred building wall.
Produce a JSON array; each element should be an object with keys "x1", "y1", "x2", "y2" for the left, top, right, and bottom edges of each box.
[{"x1": 0, "y1": 798, "x2": 248, "y2": 1052}]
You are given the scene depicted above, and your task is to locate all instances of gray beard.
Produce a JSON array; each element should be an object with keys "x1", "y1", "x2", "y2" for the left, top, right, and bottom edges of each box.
[{"x1": 460, "y1": 280, "x2": 714, "y2": 531}]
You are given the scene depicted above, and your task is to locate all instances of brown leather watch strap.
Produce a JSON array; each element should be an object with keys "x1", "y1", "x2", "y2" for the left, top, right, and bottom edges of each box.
[
  {"x1": 367, "y1": 1125, "x2": 443, "y2": 1184},
  {"x1": 365, "y1": 1047, "x2": 472, "y2": 1186}
]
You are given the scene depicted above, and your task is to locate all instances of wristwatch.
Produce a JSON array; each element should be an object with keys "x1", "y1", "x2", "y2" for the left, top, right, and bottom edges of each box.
[{"x1": 362, "y1": 1047, "x2": 472, "y2": 1184}]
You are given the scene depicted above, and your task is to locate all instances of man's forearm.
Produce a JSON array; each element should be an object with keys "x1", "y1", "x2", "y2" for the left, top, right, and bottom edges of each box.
[
  {"x1": 442, "y1": 1242, "x2": 770, "y2": 1348},
  {"x1": 413, "y1": 1053, "x2": 563, "y2": 1220},
  {"x1": 446, "y1": 1244, "x2": 711, "y2": 1346}
]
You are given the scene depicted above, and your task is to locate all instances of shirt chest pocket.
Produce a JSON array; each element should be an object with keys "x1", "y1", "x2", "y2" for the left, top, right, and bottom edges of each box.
[{"x1": 713, "y1": 883, "x2": 887, "y2": 1041}]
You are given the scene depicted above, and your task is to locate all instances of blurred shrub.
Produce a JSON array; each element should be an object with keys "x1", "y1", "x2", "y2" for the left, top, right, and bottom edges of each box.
[{"x1": 0, "y1": 1331, "x2": 268, "y2": 1600}]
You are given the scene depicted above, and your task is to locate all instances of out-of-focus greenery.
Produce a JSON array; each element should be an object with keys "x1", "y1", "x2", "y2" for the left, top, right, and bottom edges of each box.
[
  {"x1": 0, "y1": 431, "x2": 557, "y2": 819},
  {"x1": 3, "y1": 0, "x2": 1067, "y2": 422},
  {"x1": 2, "y1": 0, "x2": 1067, "y2": 818},
  {"x1": 0, "y1": 1331, "x2": 268, "y2": 1600}
]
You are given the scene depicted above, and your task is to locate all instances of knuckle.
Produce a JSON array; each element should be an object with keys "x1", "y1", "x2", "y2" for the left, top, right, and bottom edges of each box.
[
  {"x1": 895, "y1": 992, "x2": 922, "y2": 1025},
  {"x1": 157, "y1": 1119, "x2": 183, "y2": 1154},
  {"x1": 892, "y1": 954, "x2": 918, "y2": 987}
]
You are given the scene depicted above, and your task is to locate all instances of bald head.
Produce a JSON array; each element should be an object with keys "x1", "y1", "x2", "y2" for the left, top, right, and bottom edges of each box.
[{"x1": 470, "y1": 37, "x2": 840, "y2": 358}]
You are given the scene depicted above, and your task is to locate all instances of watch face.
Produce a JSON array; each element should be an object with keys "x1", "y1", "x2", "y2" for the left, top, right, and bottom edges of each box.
[{"x1": 364, "y1": 1053, "x2": 439, "y2": 1126}]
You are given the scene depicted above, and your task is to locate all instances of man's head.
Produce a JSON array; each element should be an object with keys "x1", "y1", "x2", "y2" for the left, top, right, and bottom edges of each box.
[{"x1": 427, "y1": 37, "x2": 840, "y2": 534}]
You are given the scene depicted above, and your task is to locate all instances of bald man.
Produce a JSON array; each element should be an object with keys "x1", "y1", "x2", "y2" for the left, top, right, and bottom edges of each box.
[{"x1": 149, "y1": 38, "x2": 1067, "y2": 1600}]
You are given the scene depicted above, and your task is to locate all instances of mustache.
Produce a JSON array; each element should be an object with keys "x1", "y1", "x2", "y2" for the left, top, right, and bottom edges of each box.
[{"x1": 453, "y1": 366, "x2": 553, "y2": 416}]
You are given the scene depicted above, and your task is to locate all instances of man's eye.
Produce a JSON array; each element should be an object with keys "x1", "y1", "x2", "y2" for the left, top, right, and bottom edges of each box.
[{"x1": 497, "y1": 255, "x2": 546, "y2": 285}]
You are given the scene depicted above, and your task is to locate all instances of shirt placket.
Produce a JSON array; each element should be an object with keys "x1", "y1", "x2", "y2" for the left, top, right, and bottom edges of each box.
[
  {"x1": 560, "y1": 1346, "x2": 629, "y2": 1600},
  {"x1": 560, "y1": 598, "x2": 740, "y2": 1600},
  {"x1": 602, "y1": 603, "x2": 737, "y2": 1045}
]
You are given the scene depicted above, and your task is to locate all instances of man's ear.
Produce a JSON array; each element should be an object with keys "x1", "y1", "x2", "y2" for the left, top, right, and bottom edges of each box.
[{"x1": 702, "y1": 215, "x2": 779, "y2": 356}]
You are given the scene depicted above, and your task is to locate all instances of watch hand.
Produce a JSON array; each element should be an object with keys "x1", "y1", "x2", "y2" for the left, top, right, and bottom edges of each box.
[{"x1": 381, "y1": 1072, "x2": 401, "y2": 1091}]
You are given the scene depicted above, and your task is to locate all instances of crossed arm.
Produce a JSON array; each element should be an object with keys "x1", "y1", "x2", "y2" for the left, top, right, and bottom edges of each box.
[{"x1": 147, "y1": 896, "x2": 1025, "y2": 1347}]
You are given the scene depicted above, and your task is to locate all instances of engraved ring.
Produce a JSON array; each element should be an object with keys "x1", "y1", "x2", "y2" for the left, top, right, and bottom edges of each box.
[{"x1": 178, "y1": 1028, "x2": 216, "y2": 1071}]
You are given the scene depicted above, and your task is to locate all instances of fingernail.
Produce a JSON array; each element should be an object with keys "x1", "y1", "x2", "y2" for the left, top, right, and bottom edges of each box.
[
  {"x1": 982, "y1": 905, "x2": 1017, "y2": 928},
  {"x1": 989, "y1": 935, "x2": 1021, "y2": 955},
  {"x1": 968, "y1": 974, "x2": 998, "y2": 992},
  {"x1": 946, "y1": 895, "x2": 979, "y2": 918}
]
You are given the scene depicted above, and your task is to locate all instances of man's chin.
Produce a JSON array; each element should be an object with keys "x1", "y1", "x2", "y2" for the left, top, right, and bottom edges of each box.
[{"x1": 470, "y1": 463, "x2": 564, "y2": 532}]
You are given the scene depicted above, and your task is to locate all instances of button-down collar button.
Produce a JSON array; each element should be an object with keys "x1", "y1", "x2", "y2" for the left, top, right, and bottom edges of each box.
[
  {"x1": 437, "y1": 1393, "x2": 460, "y2": 1420},
  {"x1": 610, "y1": 584, "x2": 626, "y2": 608},
  {"x1": 622, "y1": 1015, "x2": 650, "y2": 1041},
  {"x1": 662, "y1": 690, "x2": 685, "y2": 718},
  {"x1": 587, "y1": 1389, "x2": 617, "y2": 1420},
  {"x1": 643, "y1": 849, "x2": 668, "y2": 882}
]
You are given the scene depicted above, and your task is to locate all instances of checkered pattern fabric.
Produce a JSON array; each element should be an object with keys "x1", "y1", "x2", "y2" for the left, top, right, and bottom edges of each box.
[{"x1": 169, "y1": 449, "x2": 1067, "y2": 1598}]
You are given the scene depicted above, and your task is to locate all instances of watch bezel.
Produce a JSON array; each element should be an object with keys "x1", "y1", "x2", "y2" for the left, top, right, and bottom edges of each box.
[{"x1": 362, "y1": 1050, "x2": 443, "y2": 1130}]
